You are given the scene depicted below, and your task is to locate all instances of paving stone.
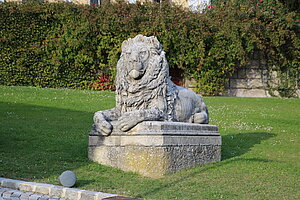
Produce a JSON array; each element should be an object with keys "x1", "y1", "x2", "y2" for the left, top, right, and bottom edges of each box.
[
  {"x1": 11, "y1": 191, "x2": 24, "y2": 198},
  {"x1": 0, "y1": 177, "x2": 134, "y2": 200},
  {"x1": 9, "y1": 197, "x2": 20, "y2": 200},
  {"x1": 2, "y1": 191, "x2": 14, "y2": 198},
  {"x1": 2, "y1": 179, "x2": 23, "y2": 190},
  {"x1": 28, "y1": 194, "x2": 43, "y2": 200},
  {"x1": 63, "y1": 188, "x2": 82, "y2": 200},
  {"x1": 96, "y1": 192, "x2": 118, "y2": 200},
  {"x1": 49, "y1": 186, "x2": 63, "y2": 197},
  {"x1": 39, "y1": 195, "x2": 50, "y2": 200},
  {"x1": 19, "y1": 183, "x2": 36, "y2": 193},
  {"x1": 79, "y1": 190, "x2": 98, "y2": 200},
  {"x1": 0, "y1": 188, "x2": 8, "y2": 196},
  {"x1": 0, "y1": 189, "x2": 7, "y2": 193},
  {"x1": 48, "y1": 197, "x2": 60, "y2": 200},
  {"x1": 20, "y1": 192, "x2": 32, "y2": 200},
  {"x1": 35, "y1": 184, "x2": 52, "y2": 195}
]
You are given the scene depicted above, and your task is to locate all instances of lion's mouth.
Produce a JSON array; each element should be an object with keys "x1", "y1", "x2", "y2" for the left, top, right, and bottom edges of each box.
[{"x1": 129, "y1": 69, "x2": 143, "y2": 79}]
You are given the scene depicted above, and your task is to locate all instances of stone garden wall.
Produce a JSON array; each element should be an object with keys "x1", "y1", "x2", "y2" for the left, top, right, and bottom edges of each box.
[{"x1": 182, "y1": 52, "x2": 300, "y2": 98}]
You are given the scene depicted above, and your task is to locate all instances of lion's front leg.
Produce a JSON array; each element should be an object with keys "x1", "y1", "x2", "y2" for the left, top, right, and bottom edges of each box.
[
  {"x1": 93, "y1": 108, "x2": 119, "y2": 136},
  {"x1": 117, "y1": 107, "x2": 164, "y2": 132}
]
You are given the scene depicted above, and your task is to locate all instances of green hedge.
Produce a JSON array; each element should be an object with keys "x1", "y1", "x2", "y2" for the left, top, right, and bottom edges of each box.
[{"x1": 0, "y1": 1, "x2": 299, "y2": 95}]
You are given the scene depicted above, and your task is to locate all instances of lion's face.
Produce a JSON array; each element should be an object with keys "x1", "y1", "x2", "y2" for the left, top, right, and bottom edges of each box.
[
  {"x1": 116, "y1": 35, "x2": 170, "y2": 113},
  {"x1": 122, "y1": 42, "x2": 150, "y2": 80}
]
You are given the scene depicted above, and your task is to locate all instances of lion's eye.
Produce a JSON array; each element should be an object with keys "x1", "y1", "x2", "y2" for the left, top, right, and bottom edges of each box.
[{"x1": 139, "y1": 51, "x2": 148, "y2": 58}]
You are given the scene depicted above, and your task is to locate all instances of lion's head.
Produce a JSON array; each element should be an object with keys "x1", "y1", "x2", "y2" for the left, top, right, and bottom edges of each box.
[
  {"x1": 120, "y1": 35, "x2": 162, "y2": 80},
  {"x1": 116, "y1": 35, "x2": 177, "y2": 119}
]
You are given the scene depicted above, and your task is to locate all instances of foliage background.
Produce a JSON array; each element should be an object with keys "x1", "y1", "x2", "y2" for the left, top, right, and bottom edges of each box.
[{"x1": 0, "y1": 0, "x2": 299, "y2": 95}]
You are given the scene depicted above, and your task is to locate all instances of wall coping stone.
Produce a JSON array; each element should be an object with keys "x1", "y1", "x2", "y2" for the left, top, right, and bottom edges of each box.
[{"x1": 0, "y1": 177, "x2": 139, "y2": 200}]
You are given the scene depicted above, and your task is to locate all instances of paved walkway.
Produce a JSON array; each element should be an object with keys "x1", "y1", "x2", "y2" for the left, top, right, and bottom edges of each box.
[
  {"x1": 0, "y1": 187, "x2": 67, "y2": 200},
  {"x1": 0, "y1": 178, "x2": 140, "y2": 200}
]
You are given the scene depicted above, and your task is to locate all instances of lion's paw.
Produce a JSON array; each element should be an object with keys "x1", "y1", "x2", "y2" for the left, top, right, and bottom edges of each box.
[{"x1": 117, "y1": 114, "x2": 141, "y2": 132}]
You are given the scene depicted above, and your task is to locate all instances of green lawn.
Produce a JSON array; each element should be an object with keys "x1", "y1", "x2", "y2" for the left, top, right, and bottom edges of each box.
[{"x1": 0, "y1": 85, "x2": 299, "y2": 200}]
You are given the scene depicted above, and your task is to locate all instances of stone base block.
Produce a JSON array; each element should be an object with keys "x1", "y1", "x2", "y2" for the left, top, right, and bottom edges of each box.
[{"x1": 88, "y1": 121, "x2": 221, "y2": 178}]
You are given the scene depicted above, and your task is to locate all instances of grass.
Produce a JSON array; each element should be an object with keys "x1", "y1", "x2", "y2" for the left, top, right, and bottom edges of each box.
[{"x1": 0, "y1": 85, "x2": 299, "y2": 200}]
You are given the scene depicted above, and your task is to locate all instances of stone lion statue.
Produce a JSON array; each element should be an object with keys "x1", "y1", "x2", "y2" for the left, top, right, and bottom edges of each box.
[{"x1": 91, "y1": 35, "x2": 209, "y2": 136}]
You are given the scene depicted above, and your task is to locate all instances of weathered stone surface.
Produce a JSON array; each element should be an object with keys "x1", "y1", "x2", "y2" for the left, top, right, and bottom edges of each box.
[
  {"x1": 63, "y1": 188, "x2": 82, "y2": 200},
  {"x1": 89, "y1": 35, "x2": 220, "y2": 177},
  {"x1": 19, "y1": 183, "x2": 36, "y2": 193},
  {"x1": 79, "y1": 190, "x2": 98, "y2": 200},
  {"x1": 1, "y1": 179, "x2": 23, "y2": 190},
  {"x1": 35, "y1": 183, "x2": 52, "y2": 195},
  {"x1": 29, "y1": 193, "x2": 43, "y2": 200},
  {"x1": 225, "y1": 62, "x2": 299, "y2": 98},
  {"x1": 49, "y1": 186, "x2": 64, "y2": 198},
  {"x1": 229, "y1": 78, "x2": 265, "y2": 89},
  {"x1": 226, "y1": 88, "x2": 271, "y2": 97},
  {"x1": 246, "y1": 68, "x2": 262, "y2": 79},
  {"x1": 89, "y1": 121, "x2": 221, "y2": 178},
  {"x1": 91, "y1": 34, "x2": 209, "y2": 137}
]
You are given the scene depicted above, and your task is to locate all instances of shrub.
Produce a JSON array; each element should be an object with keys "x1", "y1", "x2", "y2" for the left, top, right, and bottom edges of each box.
[{"x1": 0, "y1": 1, "x2": 299, "y2": 95}]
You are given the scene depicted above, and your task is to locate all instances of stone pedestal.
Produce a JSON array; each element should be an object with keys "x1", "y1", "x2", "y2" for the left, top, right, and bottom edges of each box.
[{"x1": 88, "y1": 121, "x2": 221, "y2": 178}]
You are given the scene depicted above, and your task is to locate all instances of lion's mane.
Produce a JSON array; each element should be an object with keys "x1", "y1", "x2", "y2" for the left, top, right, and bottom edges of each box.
[{"x1": 115, "y1": 35, "x2": 177, "y2": 121}]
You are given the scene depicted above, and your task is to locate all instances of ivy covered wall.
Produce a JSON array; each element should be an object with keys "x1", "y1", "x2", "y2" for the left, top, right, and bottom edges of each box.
[{"x1": 0, "y1": 1, "x2": 299, "y2": 96}]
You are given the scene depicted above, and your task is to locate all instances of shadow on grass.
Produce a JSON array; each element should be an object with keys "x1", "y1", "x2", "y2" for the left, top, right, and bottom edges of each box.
[
  {"x1": 136, "y1": 132, "x2": 276, "y2": 198},
  {"x1": 0, "y1": 102, "x2": 93, "y2": 180},
  {"x1": 221, "y1": 132, "x2": 276, "y2": 160}
]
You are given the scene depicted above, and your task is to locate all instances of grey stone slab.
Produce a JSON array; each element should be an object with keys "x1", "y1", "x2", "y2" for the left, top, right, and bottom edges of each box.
[
  {"x1": 48, "y1": 197, "x2": 60, "y2": 200},
  {"x1": 0, "y1": 178, "x2": 131, "y2": 200},
  {"x1": 11, "y1": 191, "x2": 24, "y2": 197},
  {"x1": 28, "y1": 194, "x2": 43, "y2": 200},
  {"x1": 39, "y1": 196, "x2": 50, "y2": 200},
  {"x1": 226, "y1": 88, "x2": 271, "y2": 97},
  {"x1": 0, "y1": 188, "x2": 8, "y2": 196},
  {"x1": 0, "y1": 178, "x2": 5, "y2": 185},
  {"x1": 79, "y1": 190, "x2": 98, "y2": 200},
  {"x1": 10, "y1": 197, "x2": 21, "y2": 200},
  {"x1": 35, "y1": 183, "x2": 52, "y2": 195},
  {"x1": 2, "y1": 191, "x2": 14, "y2": 198},
  {"x1": 96, "y1": 193, "x2": 118, "y2": 199},
  {"x1": 19, "y1": 183, "x2": 36, "y2": 193},
  {"x1": 20, "y1": 192, "x2": 33, "y2": 200},
  {"x1": 229, "y1": 78, "x2": 265, "y2": 89},
  {"x1": 89, "y1": 121, "x2": 221, "y2": 178},
  {"x1": 49, "y1": 186, "x2": 63, "y2": 197},
  {"x1": 63, "y1": 188, "x2": 82, "y2": 200},
  {"x1": 90, "y1": 135, "x2": 221, "y2": 147},
  {"x1": 246, "y1": 68, "x2": 262, "y2": 79},
  {"x1": 1, "y1": 179, "x2": 23, "y2": 190},
  {"x1": 89, "y1": 144, "x2": 221, "y2": 178}
]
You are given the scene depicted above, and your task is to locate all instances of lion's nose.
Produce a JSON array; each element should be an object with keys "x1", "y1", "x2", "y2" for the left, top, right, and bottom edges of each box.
[{"x1": 130, "y1": 52, "x2": 139, "y2": 62}]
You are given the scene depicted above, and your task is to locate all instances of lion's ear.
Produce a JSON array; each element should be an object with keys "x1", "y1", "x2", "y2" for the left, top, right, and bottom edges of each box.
[
  {"x1": 121, "y1": 40, "x2": 128, "y2": 50},
  {"x1": 149, "y1": 36, "x2": 162, "y2": 53}
]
